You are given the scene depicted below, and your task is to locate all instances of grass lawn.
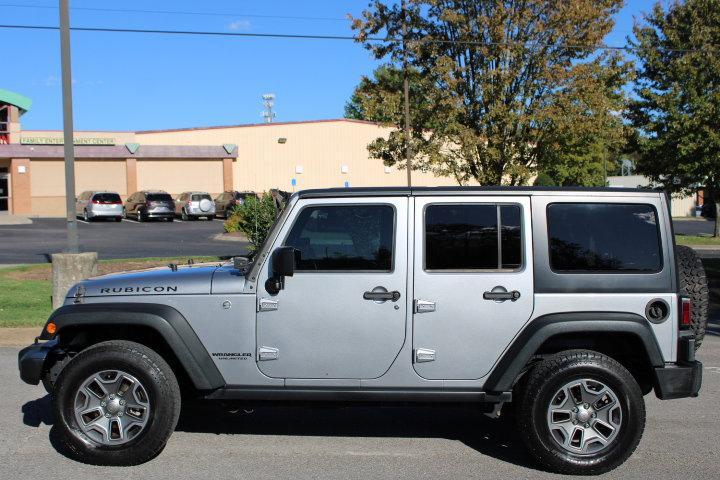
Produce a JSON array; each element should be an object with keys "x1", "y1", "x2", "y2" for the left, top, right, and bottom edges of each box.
[
  {"x1": 0, "y1": 256, "x2": 222, "y2": 328},
  {"x1": 675, "y1": 234, "x2": 720, "y2": 245}
]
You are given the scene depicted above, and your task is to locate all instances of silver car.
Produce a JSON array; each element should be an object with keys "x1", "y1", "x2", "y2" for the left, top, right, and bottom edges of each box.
[
  {"x1": 75, "y1": 191, "x2": 123, "y2": 222},
  {"x1": 174, "y1": 191, "x2": 215, "y2": 220}
]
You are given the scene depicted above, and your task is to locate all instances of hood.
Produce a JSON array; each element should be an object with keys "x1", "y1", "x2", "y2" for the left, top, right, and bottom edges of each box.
[{"x1": 66, "y1": 263, "x2": 221, "y2": 299}]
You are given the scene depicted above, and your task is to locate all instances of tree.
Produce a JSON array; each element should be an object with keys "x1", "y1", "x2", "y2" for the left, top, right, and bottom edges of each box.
[
  {"x1": 350, "y1": 0, "x2": 630, "y2": 186},
  {"x1": 223, "y1": 193, "x2": 277, "y2": 252},
  {"x1": 629, "y1": 0, "x2": 720, "y2": 233}
]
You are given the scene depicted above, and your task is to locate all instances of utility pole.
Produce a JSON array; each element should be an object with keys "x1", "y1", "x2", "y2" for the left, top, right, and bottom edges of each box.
[
  {"x1": 402, "y1": 0, "x2": 412, "y2": 188},
  {"x1": 59, "y1": 0, "x2": 78, "y2": 253}
]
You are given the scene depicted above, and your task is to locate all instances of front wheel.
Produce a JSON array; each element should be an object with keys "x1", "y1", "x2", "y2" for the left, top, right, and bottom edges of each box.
[
  {"x1": 53, "y1": 340, "x2": 181, "y2": 465},
  {"x1": 515, "y1": 350, "x2": 645, "y2": 475}
]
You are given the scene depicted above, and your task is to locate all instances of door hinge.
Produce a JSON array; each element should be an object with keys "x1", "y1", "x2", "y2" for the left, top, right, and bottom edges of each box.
[
  {"x1": 257, "y1": 346, "x2": 279, "y2": 361},
  {"x1": 415, "y1": 348, "x2": 436, "y2": 363},
  {"x1": 414, "y1": 299, "x2": 436, "y2": 313},
  {"x1": 257, "y1": 298, "x2": 278, "y2": 312}
]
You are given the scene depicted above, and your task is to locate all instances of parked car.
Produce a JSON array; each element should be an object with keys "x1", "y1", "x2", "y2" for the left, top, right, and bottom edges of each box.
[
  {"x1": 75, "y1": 191, "x2": 123, "y2": 222},
  {"x1": 174, "y1": 191, "x2": 215, "y2": 220},
  {"x1": 214, "y1": 190, "x2": 256, "y2": 218},
  {"x1": 123, "y1": 191, "x2": 175, "y2": 222},
  {"x1": 19, "y1": 187, "x2": 706, "y2": 474}
]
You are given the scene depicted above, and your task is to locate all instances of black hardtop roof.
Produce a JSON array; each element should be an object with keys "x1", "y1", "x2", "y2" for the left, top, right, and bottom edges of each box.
[{"x1": 296, "y1": 185, "x2": 665, "y2": 199}]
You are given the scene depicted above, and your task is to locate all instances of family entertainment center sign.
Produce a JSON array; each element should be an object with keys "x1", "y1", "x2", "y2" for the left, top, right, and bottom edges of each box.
[{"x1": 20, "y1": 137, "x2": 116, "y2": 146}]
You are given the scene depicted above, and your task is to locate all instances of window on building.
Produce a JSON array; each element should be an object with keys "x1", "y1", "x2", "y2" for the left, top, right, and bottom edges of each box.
[
  {"x1": 284, "y1": 204, "x2": 394, "y2": 271},
  {"x1": 425, "y1": 204, "x2": 523, "y2": 271},
  {"x1": 547, "y1": 203, "x2": 662, "y2": 272}
]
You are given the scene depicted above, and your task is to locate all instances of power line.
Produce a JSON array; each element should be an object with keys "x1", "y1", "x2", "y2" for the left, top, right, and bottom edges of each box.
[
  {"x1": 0, "y1": 2, "x2": 348, "y2": 22},
  {"x1": 0, "y1": 23, "x2": 714, "y2": 54}
]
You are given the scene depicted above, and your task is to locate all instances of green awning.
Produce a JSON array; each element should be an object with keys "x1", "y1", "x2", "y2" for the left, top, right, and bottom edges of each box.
[{"x1": 0, "y1": 89, "x2": 32, "y2": 113}]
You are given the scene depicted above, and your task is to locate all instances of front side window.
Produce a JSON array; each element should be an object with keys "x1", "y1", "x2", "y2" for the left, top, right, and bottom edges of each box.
[
  {"x1": 425, "y1": 204, "x2": 523, "y2": 271},
  {"x1": 547, "y1": 203, "x2": 662, "y2": 272},
  {"x1": 284, "y1": 204, "x2": 394, "y2": 271}
]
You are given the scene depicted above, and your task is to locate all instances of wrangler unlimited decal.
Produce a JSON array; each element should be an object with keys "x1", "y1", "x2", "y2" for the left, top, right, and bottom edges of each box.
[{"x1": 99, "y1": 286, "x2": 179, "y2": 294}]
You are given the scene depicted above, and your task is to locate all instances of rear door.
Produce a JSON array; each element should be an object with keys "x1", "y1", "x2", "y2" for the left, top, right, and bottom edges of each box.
[{"x1": 412, "y1": 196, "x2": 534, "y2": 380}]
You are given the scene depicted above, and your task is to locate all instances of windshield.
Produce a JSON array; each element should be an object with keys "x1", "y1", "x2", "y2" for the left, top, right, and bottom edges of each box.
[
  {"x1": 92, "y1": 193, "x2": 121, "y2": 203},
  {"x1": 147, "y1": 193, "x2": 173, "y2": 202}
]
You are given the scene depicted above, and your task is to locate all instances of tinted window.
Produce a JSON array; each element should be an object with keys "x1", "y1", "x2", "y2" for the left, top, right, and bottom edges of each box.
[
  {"x1": 285, "y1": 205, "x2": 394, "y2": 271},
  {"x1": 146, "y1": 193, "x2": 173, "y2": 202},
  {"x1": 425, "y1": 204, "x2": 522, "y2": 270},
  {"x1": 92, "y1": 193, "x2": 121, "y2": 203},
  {"x1": 547, "y1": 203, "x2": 662, "y2": 272},
  {"x1": 192, "y1": 194, "x2": 211, "y2": 201}
]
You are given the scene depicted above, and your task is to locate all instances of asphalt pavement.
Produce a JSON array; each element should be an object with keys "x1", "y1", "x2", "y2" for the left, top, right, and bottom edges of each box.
[
  {"x1": 1, "y1": 336, "x2": 719, "y2": 480},
  {"x1": 0, "y1": 217, "x2": 248, "y2": 264},
  {"x1": 673, "y1": 217, "x2": 716, "y2": 236}
]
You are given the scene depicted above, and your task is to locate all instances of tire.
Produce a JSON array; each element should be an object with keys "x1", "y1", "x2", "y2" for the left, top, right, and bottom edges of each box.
[
  {"x1": 515, "y1": 350, "x2": 645, "y2": 475},
  {"x1": 166, "y1": 217, "x2": 174, "y2": 222},
  {"x1": 115, "y1": 217, "x2": 122, "y2": 222},
  {"x1": 676, "y1": 245, "x2": 709, "y2": 349},
  {"x1": 137, "y1": 210, "x2": 145, "y2": 222},
  {"x1": 83, "y1": 209, "x2": 90, "y2": 222},
  {"x1": 53, "y1": 340, "x2": 181, "y2": 466},
  {"x1": 181, "y1": 209, "x2": 188, "y2": 221}
]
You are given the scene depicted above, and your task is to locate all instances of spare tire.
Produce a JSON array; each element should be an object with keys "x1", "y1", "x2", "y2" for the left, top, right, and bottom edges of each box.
[
  {"x1": 676, "y1": 245, "x2": 709, "y2": 349},
  {"x1": 199, "y1": 198, "x2": 213, "y2": 212}
]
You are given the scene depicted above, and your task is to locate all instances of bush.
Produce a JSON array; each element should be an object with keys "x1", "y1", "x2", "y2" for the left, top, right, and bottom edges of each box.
[{"x1": 223, "y1": 192, "x2": 278, "y2": 251}]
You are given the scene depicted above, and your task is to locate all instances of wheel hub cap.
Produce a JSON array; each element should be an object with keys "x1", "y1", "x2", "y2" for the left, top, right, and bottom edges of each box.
[
  {"x1": 73, "y1": 370, "x2": 151, "y2": 445},
  {"x1": 546, "y1": 378, "x2": 623, "y2": 455}
]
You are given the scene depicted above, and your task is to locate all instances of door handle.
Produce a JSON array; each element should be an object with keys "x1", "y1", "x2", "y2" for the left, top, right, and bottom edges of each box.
[
  {"x1": 483, "y1": 289, "x2": 521, "y2": 302},
  {"x1": 363, "y1": 290, "x2": 401, "y2": 302}
]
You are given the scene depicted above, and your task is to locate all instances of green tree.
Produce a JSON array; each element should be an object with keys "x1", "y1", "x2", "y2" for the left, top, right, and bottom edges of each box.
[
  {"x1": 629, "y1": 0, "x2": 720, "y2": 233},
  {"x1": 350, "y1": 0, "x2": 630, "y2": 186}
]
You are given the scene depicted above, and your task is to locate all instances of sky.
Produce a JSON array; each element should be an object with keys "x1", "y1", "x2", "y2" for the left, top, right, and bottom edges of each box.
[{"x1": 0, "y1": 0, "x2": 659, "y2": 131}]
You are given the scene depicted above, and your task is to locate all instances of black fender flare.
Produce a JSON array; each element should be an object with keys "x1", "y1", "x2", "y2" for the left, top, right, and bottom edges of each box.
[
  {"x1": 483, "y1": 312, "x2": 665, "y2": 393},
  {"x1": 42, "y1": 302, "x2": 225, "y2": 391}
]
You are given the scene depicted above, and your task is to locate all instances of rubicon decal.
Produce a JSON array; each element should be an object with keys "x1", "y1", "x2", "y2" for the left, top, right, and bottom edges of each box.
[{"x1": 99, "y1": 286, "x2": 179, "y2": 294}]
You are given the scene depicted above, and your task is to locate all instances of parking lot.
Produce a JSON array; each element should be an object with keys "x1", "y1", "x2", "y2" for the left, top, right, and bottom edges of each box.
[
  {"x1": 1, "y1": 335, "x2": 717, "y2": 480},
  {"x1": 0, "y1": 217, "x2": 248, "y2": 264}
]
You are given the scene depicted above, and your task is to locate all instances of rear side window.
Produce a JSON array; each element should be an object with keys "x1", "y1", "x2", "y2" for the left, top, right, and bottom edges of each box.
[
  {"x1": 92, "y1": 193, "x2": 121, "y2": 203},
  {"x1": 425, "y1": 204, "x2": 523, "y2": 271},
  {"x1": 192, "y1": 194, "x2": 211, "y2": 201},
  {"x1": 285, "y1": 205, "x2": 394, "y2": 271},
  {"x1": 146, "y1": 193, "x2": 172, "y2": 202},
  {"x1": 547, "y1": 203, "x2": 662, "y2": 273}
]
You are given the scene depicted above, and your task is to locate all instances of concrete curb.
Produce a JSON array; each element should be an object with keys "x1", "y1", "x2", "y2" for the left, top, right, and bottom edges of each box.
[
  {"x1": 0, "y1": 215, "x2": 33, "y2": 225},
  {"x1": 0, "y1": 327, "x2": 39, "y2": 347},
  {"x1": 212, "y1": 232, "x2": 249, "y2": 243}
]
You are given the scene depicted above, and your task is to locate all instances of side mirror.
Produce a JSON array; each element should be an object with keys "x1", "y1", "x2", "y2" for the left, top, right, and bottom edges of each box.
[
  {"x1": 266, "y1": 247, "x2": 295, "y2": 295},
  {"x1": 272, "y1": 246, "x2": 295, "y2": 277}
]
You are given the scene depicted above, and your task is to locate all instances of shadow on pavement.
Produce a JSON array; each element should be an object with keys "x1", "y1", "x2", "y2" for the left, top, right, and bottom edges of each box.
[
  {"x1": 176, "y1": 401, "x2": 539, "y2": 470},
  {"x1": 21, "y1": 394, "x2": 539, "y2": 470}
]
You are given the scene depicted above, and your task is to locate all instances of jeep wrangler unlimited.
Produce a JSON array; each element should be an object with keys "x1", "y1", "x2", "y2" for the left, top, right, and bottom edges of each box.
[{"x1": 18, "y1": 187, "x2": 706, "y2": 474}]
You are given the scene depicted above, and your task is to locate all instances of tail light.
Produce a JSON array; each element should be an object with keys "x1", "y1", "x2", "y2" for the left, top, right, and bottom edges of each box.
[{"x1": 680, "y1": 297, "x2": 692, "y2": 328}]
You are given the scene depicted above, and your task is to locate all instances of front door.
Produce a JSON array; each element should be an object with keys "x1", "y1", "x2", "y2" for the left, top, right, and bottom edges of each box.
[
  {"x1": 0, "y1": 170, "x2": 9, "y2": 212},
  {"x1": 412, "y1": 196, "x2": 534, "y2": 380},
  {"x1": 256, "y1": 197, "x2": 408, "y2": 379}
]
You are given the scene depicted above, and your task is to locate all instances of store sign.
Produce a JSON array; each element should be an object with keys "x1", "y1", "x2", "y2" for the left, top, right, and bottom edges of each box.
[{"x1": 20, "y1": 137, "x2": 116, "y2": 146}]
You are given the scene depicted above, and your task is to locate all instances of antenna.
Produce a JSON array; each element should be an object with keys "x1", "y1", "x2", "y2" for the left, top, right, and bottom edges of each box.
[{"x1": 261, "y1": 93, "x2": 276, "y2": 123}]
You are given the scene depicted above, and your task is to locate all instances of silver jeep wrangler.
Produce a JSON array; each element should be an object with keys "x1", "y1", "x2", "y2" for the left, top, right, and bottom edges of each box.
[{"x1": 18, "y1": 187, "x2": 706, "y2": 474}]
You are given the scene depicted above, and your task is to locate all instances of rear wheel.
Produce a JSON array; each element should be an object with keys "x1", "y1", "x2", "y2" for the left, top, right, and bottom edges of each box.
[
  {"x1": 515, "y1": 350, "x2": 645, "y2": 475},
  {"x1": 676, "y1": 245, "x2": 709, "y2": 349},
  {"x1": 83, "y1": 209, "x2": 90, "y2": 222},
  {"x1": 181, "y1": 209, "x2": 188, "y2": 221},
  {"x1": 53, "y1": 340, "x2": 181, "y2": 465},
  {"x1": 137, "y1": 209, "x2": 145, "y2": 222},
  {"x1": 115, "y1": 217, "x2": 122, "y2": 222}
]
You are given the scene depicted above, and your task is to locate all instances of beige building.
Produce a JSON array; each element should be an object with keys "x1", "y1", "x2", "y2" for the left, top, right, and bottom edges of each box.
[{"x1": 0, "y1": 90, "x2": 455, "y2": 217}]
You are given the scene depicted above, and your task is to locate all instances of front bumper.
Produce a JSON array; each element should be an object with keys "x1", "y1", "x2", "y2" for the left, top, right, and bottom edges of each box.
[{"x1": 18, "y1": 339, "x2": 58, "y2": 385}]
